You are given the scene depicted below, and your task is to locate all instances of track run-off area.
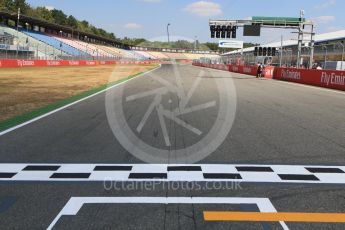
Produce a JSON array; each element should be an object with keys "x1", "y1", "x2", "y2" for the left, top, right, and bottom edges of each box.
[{"x1": 0, "y1": 64, "x2": 345, "y2": 229}]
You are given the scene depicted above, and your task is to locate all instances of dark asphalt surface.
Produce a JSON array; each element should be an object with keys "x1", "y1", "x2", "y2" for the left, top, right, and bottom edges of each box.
[{"x1": 0, "y1": 64, "x2": 345, "y2": 229}]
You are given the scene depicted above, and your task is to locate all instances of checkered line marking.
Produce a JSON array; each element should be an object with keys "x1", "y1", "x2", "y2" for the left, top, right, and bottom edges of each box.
[{"x1": 0, "y1": 164, "x2": 344, "y2": 183}]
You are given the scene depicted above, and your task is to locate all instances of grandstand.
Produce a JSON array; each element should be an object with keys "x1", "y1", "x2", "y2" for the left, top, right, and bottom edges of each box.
[
  {"x1": 135, "y1": 51, "x2": 157, "y2": 59},
  {"x1": 52, "y1": 36, "x2": 118, "y2": 59},
  {"x1": 0, "y1": 25, "x2": 65, "y2": 59},
  {"x1": 20, "y1": 29, "x2": 91, "y2": 58},
  {"x1": 0, "y1": 23, "x2": 219, "y2": 61},
  {"x1": 0, "y1": 10, "x2": 219, "y2": 61},
  {"x1": 146, "y1": 51, "x2": 169, "y2": 59}
]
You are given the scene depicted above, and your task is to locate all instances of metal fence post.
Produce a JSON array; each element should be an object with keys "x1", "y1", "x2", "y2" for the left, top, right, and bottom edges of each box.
[
  {"x1": 339, "y1": 41, "x2": 345, "y2": 70},
  {"x1": 322, "y1": 45, "x2": 328, "y2": 69}
]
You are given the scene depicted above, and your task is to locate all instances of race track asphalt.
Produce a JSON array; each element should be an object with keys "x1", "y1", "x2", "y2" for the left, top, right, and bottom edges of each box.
[{"x1": 0, "y1": 64, "x2": 344, "y2": 230}]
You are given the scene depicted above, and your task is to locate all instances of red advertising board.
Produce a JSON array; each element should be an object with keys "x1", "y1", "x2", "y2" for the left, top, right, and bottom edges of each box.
[
  {"x1": 193, "y1": 62, "x2": 345, "y2": 91},
  {"x1": 274, "y1": 68, "x2": 345, "y2": 91},
  {"x1": 230, "y1": 65, "x2": 274, "y2": 78},
  {"x1": 192, "y1": 62, "x2": 274, "y2": 79},
  {"x1": 0, "y1": 59, "x2": 159, "y2": 68},
  {"x1": 263, "y1": 66, "x2": 274, "y2": 78},
  {"x1": 242, "y1": 65, "x2": 257, "y2": 75}
]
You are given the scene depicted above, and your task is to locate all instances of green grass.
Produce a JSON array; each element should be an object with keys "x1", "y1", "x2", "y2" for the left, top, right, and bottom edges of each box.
[{"x1": 0, "y1": 65, "x2": 159, "y2": 132}]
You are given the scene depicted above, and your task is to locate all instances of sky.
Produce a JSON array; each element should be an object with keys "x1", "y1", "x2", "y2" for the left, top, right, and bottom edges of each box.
[{"x1": 26, "y1": 0, "x2": 343, "y2": 44}]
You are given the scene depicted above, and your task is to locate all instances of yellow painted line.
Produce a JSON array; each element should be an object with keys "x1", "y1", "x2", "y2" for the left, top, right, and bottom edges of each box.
[{"x1": 203, "y1": 211, "x2": 345, "y2": 223}]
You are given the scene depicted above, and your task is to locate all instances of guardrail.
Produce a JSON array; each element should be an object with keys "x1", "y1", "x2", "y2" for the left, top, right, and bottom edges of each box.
[{"x1": 193, "y1": 62, "x2": 345, "y2": 91}]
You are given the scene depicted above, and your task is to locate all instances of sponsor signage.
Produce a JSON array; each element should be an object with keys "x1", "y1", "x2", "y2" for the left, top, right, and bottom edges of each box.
[
  {"x1": 275, "y1": 68, "x2": 345, "y2": 91},
  {"x1": 281, "y1": 69, "x2": 301, "y2": 80},
  {"x1": 218, "y1": 40, "x2": 244, "y2": 49},
  {"x1": 194, "y1": 61, "x2": 345, "y2": 91},
  {"x1": 0, "y1": 59, "x2": 159, "y2": 68}
]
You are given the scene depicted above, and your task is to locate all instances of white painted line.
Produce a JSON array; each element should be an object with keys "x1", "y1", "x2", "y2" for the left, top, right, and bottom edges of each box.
[
  {"x1": 57, "y1": 164, "x2": 95, "y2": 173},
  {"x1": 313, "y1": 174, "x2": 345, "y2": 184},
  {"x1": 131, "y1": 164, "x2": 167, "y2": 173},
  {"x1": 0, "y1": 164, "x2": 26, "y2": 172},
  {"x1": 90, "y1": 172, "x2": 130, "y2": 181},
  {"x1": 15, "y1": 171, "x2": 53, "y2": 180},
  {"x1": 240, "y1": 172, "x2": 281, "y2": 183},
  {"x1": 0, "y1": 65, "x2": 161, "y2": 137},
  {"x1": 168, "y1": 171, "x2": 204, "y2": 181},
  {"x1": 1, "y1": 163, "x2": 345, "y2": 184},
  {"x1": 270, "y1": 165, "x2": 309, "y2": 174},
  {"x1": 47, "y1": 196, "x2": 288, "y2": 230},
  {"x1": 201, "y1": 164, "x2": 238, "y2": 173}
]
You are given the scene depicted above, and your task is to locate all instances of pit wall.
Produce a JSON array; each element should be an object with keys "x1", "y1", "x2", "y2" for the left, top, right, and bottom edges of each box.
[
  {"x1": 193, "y1": 62, "x2": 345, "y2": 91},
  {"x1": 0, "y1": 59, "x2": 161, "y2": 68}
]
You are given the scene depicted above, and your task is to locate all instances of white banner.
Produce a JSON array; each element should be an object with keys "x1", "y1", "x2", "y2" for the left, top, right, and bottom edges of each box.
[{"x1": 219, "y1": 40, "x2": 244, "y2": 49}]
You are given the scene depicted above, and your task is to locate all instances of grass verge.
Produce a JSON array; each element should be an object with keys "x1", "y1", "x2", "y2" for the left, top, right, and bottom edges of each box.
[{"x1": 0, "y1": 65, "x2": 159, "y2": 133}]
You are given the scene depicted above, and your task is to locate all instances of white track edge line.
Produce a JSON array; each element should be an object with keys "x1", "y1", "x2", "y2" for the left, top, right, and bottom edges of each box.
[{"x1": 0, "y1": 64, "x2": 161, "y2": 137}]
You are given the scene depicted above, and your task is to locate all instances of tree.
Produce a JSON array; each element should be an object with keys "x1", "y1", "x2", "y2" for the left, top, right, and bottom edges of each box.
[
  {"x1": 172, "y1": 40, "x2": 194, "y2": 49},
  {"x1": 31, "y1": 7, "x2": 53, "y2": 22},
  {"x1": 0, "y1": 0, "x2": 15, "y2": 11},
  {"x1": 132, "y1": 38, "x2": 147, "y2": 46},
  {"x1": 109, "y1": 32, "x2": 116, "y2": 40},
  {"x1": 204, "y1": 42, "x2": 219, "y2": 51},
  {"x1": 51, "y1": 9, "x2": 67, "y2": 25},
  {"x1": 97, "y1": 28, "x2": 107, "y2": 37},
  {"x1": 90, "y1": 26, "x2": 100, "y2": 35},
  {"x1": 81, "y1": 20, "x2": 89, "y2": 28},
  {"x1": 67, "y1": 15, "x2": 78, "y2": 28},
  {"x1": 13, "y1": 0, "x2": 30, "y2": 14}
]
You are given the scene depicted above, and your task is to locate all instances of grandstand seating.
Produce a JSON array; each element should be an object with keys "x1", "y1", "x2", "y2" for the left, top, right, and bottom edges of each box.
[
  {"x1": 55, "y1": 41, "x2": 137, "y2": 60},
  {"x1": 52, "y1": 35, "x2": 140, "y2": 60},
  {"x1": 135, "y1": 51, "x2": 157, "y2": 59},
  {"x1": 94, "y1": 45, "x2": 122, "y2": 57},
  {"x1": 184, "y1": 53, "x2": 201, "y2": 59},
  {"x1": 146, "y1": 51, "x2": 169, "y2": 59},
  {"x1": 53, "y1": 36, "x2": 90, "y2": 55},
  {"x1": 95, "y1": 45, "x2": 139, "y2": 60},
  {"x1": 53, "y1": 36, "x2": 116, "y2": 59},
  {"x1": 0, "y1": 25, "x2": 69, "y2": 59},
  {"x1": 74, "y1": 40, "x2": 113, "y2": 58},
  {"x1": 0, "y1": 31, "x2": 13, "y2": 44},
  {"x1": 20, "y1": 29, "x2": 90, "y2": 58},
  {"x1": 0, "y1": 25, "x2": 219, "y2": 61},
  {"x1": 135, "y1": 51, "x2": 218, "y2": 60},
  {"x1": 127, "y1": 50, "x2": 145, "y2": 60},
  {"x1": 164, "y1": 52, "x2": 187, "y2": 59}
]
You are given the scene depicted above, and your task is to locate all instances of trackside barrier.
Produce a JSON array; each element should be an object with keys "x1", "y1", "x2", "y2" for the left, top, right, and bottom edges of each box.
[
  {"x1": 0, "y1": 59, "x2": 160, "y2": 68},
  {"x1": 192, "y1": 62, "x2": 274, "y2": 78},
  {"x1": 274, "y1": 68, "x2": 345, "y2": 91},
  {"x1": 193, "y1": 62, "x2": 345, "y2": 91},
  {"x1": 178, "y1": 59, "x2": 193, "y2": 64}
]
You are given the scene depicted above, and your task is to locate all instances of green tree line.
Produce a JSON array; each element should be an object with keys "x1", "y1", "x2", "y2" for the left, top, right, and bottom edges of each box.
[{"x1": 0, "y1": 0, "x2": 116, "y2": 40}]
